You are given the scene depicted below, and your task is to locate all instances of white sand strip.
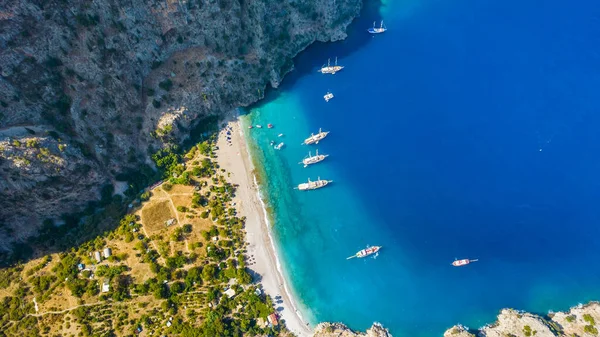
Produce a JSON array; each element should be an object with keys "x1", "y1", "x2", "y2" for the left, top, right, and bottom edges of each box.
[{"x1": 215, "y1": 111, "x2": 312, "y2": 337}]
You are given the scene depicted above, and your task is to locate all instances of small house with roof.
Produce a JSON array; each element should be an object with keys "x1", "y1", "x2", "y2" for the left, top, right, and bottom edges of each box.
[{"x1": 267, "y1": 313, "x2": 278, "y2": 326}]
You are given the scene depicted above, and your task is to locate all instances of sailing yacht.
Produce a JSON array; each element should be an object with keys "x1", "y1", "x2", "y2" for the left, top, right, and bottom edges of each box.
[
  {"x1": 318, "y1": 57, "x2": 344, "y2": 74},
  {"x1": 296, "y1": 177, "x2": 332, "y2": 191},
  {"x1": 302, "y1": 128, "x2": 329, "y2": 145},
  {"x1": 368, "y1": 21, "x2": 387, "y2": 34},
  {"x1": 300, "y1": 149, "x2": 328, "y2": 167}
]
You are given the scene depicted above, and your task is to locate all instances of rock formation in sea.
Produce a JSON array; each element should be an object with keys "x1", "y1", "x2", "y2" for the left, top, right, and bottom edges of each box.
[
  {"x1": 313, "y1": 322, "x2": 393, "y2": 337},
  {"x1": 444, "y1": 302, "x2": 600, "y2": 337},
  {"x1": 0, "y1": 0, "x2": 362, "y2": 258}
]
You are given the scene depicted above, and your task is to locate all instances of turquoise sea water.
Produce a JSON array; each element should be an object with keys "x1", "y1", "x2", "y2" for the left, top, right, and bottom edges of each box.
[{"x1": 242, "y1": 0, "x2": 600, "y2": 335}]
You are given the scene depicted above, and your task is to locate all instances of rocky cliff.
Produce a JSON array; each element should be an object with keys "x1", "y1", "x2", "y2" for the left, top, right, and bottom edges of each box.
[
  {"x1": 445, "y1": 302, "x2": 600, "y2": 337},
  {"x1": 313, "y1": 322, "x2": 393, "y2": 337},
  {"x1": 0, "y1": 0, "x2": 362, "y2": 258}
]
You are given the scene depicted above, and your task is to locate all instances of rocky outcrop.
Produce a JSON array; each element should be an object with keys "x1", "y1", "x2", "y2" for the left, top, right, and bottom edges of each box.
[
  {"x1": 445, "y1": 302, "x2": 600, "y2": 337},
  {"x1": 0, "y1": 0, "x2": 362, "y2": 257},
  {"x1": 313, "y1": 322, "x2": 392, "y2": 337}
]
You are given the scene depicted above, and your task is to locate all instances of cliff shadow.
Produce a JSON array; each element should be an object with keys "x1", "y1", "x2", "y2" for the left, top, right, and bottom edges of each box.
[{"x1": 244, "y1": 0, "x2": 385, "y2": 110}]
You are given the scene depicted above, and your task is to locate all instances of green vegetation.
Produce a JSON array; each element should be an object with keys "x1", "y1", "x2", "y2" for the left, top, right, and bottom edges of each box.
[
  {"x1": 0, "y1": 135, "x2": 289, "y2": 336},
  {"x1": 159, "y1": 79, "x2": 173, "y2": 91},
  {"x1": 585, "y1": 325, "x2": 599, "y2": 335},
  {"x1": 584, "y1": 314, "x2": 596, "y2": 325},
  {"x1": 565, "y1": 315, "x2": 576, "y2": 323}
]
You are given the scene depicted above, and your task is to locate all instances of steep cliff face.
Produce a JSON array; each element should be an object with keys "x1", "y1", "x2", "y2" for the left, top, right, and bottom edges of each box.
[
  {"x1": 0, "y1": 0, "x2": 362, "y2": 255},
  {"x1": 445, "y1": 302, "x2": 600, "y2": 337},
  {"x1": 313, "y1": 322, "x2": 393, "y2": 337}
]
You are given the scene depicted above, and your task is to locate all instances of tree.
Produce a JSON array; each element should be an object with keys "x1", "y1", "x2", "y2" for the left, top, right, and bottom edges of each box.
[
  {"x1": 236, "y1": 267, "x2": 252, "y2": 284},
  {"x1": 202, "y1": 264, "x2": 217, "y2": 282}
]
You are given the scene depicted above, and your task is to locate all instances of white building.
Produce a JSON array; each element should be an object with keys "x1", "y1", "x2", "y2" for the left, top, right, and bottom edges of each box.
[
  {"x1": 94, "y1": 251, "x2": 102, "y2": 263},
  {"x1": 102, "y1": 280, "x2": 110, "y2": 293},
  {"x1": 103, "y1": 247, "x2": 112, "y2": 258}
]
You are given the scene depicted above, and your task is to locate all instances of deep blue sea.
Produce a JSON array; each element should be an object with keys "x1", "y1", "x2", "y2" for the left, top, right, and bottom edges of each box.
[{"x1": 242, "y1": 0, "x2": 600, "y2": 335}]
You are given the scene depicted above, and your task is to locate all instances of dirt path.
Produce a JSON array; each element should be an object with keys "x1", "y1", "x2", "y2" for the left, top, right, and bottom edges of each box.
[{"x1": 29, "y1": 301, "x2": 102, "y2": 317}]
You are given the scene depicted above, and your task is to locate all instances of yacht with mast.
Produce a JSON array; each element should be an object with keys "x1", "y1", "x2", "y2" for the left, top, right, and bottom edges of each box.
[
  {"x1": 300, "y1": 149, "x2": 328, "y2": 167},
  {"x1": 295, "y1": 177, "x2": 332, "y2": 191},
  {"x1": 368, "y1": 21, "x2": 387, "y2": 34},
  {"x1": 318, "y1": 57, "x2": 344, "y2": 74},
  {"x1": 302, "y1": 128, "x2": 329, "y2": 145}
]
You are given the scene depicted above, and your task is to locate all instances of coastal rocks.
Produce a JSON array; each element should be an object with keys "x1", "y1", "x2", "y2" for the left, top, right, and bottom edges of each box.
[
  {"x1": 0, "y1": 0, "x2": 363, "y2": 258},
  {"x1": 551, "y1": 302, "x2": 600, "y2": 336},
  {"x1": 480, "y1": 309, "x2": 555, "y2": 337},
  {"x1": 313, "y1": 322, "x2": 392, "y2": 337},
  {"x1": 445, "y1": 302, "x2": 600, "y2": 337}
]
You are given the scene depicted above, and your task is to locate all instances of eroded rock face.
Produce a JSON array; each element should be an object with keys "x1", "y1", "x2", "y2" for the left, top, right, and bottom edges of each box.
[
  {"x1": 0, "y1": 0, "x2": 362, "y2": 255},
  {"x1": 313, "y1": 322, "x2": 392, "y2": 337},
  {"x1": 445, "y1": 302, "x2": 600, "y2": 337}
]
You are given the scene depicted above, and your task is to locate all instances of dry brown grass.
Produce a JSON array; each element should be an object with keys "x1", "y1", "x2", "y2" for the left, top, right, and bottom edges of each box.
[{"x1": 141, "y1": 200, "x2": 175, "y2": 234}]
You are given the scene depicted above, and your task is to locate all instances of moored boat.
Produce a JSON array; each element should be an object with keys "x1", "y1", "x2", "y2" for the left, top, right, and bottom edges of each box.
[
  {"x1": 324, "y1": 92, "x2": 334, "y2": 102},
  {"x1": 268, "y1": 123, "x2": 273, "y2": 128},
  {"x1": 368, "y1": 21, "x2": 387, "y2": 34},
  {"x1": 256, "y1": 125, "x2": 262, "y2": 128},
  {"x1": 452, "y1": 258, "x2": 478, "y2": 267},
  {"x1": 300, "y1": 149, "x2": 328, "y2": 167},
  {"x1": 318, "y1": 57, "x2": 344, "y2": 74},
  {"x1": 274, "y1": 142, "x2": 284, "y2": 150},
  {"x1": 347, "y1": 246, "x2": 381, "y2": 259},
  {"x1": 295, "y1": 177, "x2": 332, "y2": 191},
  {"x1": 302, "y1": 128, "x2": 329, "y2": 145}
]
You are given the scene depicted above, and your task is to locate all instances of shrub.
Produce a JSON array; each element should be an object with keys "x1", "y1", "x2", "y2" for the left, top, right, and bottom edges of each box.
[
  {"x1": 158, "y1": 79, "x2": 173, "y2": 91},
  {"x1": 584, "y1": 314, "x2": 596, "y2": 325},
  {"x1": 584, "y1": 325, "x2": 598, "y2": 335}
]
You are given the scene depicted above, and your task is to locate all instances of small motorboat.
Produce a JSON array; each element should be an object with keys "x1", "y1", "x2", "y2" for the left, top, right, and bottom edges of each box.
[
  {"x1": 256, "y1": 125, "x2": 262, "y2": 128},
  {"x1": 324, "y1": 92, "x2": 334, "y2": 102},
  {"x1": 248, "y1": 125, "x2": 253, "y2": 129},
  {"x1": 274, "y1": 142, "x2": 285, "y2": 150},
  {"x1": 268, "y1": 124, "x2": 274, "y2": 128},
  {"x1": 452, "y1": 258, "x2": 478, "y2": 267},
  {"x1": 278, "y1": 133, "x2": 284, "y2": 137},
  {"x1": 270, "y1": 140, "x2": 275, "y2": 146}
]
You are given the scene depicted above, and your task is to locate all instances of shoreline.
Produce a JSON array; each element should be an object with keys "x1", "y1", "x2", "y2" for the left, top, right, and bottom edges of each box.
[{"x1": 215, "y1": 111, "x2": 313, "y2": 337}]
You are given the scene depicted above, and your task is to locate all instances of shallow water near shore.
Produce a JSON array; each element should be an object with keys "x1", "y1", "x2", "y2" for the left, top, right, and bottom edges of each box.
[{"x1": 242, "y1": 0, "x2": 600, "y2": 335}]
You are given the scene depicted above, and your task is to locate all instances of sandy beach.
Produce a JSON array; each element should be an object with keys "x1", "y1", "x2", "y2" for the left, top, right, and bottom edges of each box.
[{"x1": 215, "y1": 111, "x2": 313, "y2": 337}]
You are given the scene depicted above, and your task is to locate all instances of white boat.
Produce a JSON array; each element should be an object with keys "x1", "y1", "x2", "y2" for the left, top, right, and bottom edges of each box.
[
  {"x1": 318, "y1": 57, "x2": 344, "y2": 74},
  {"x1": 347, "y1": 246, "x2": 381, "y2": 259},
  {"x1": 274, "y1": 142, "x2": 285, "y2": 150},
  {"x1": 278, "y1": 133, "x2": 284, "y2": 137},
  {"x1": 302, "y1": 128, "x2": 329, "y2": 145},
  {"x1": 300, "y1": 149, "x2": 328, "y2": 167},
  {"x1": 368, "y1": 21, "x2": 387, "y2": 34},
  {"x1": 256, "y1": 125, "x2": 262, "y2": 128},
  {"x1": 324, "y1": 92, "x2": 334, "y2": 102},
  {"x1": 295, "y1": 177, "x2": 332, "y2": 191}
]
